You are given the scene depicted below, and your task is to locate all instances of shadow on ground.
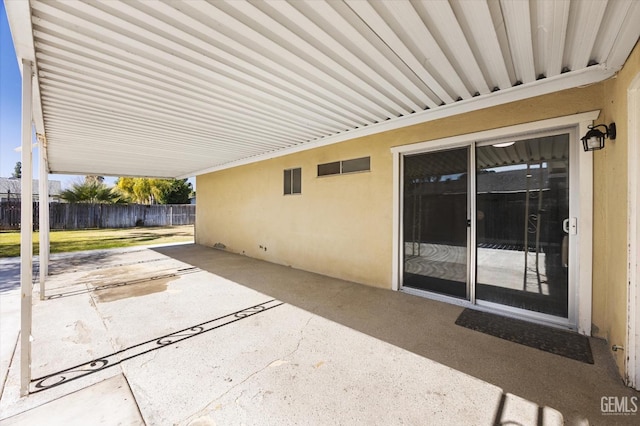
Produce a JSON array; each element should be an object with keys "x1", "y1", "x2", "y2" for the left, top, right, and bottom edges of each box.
[{"x1": 152, "y1": 243, "x2": 640, "y2": 425}]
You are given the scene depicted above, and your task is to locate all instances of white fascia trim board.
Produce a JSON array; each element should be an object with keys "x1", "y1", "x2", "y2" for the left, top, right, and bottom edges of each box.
[
  {"x1": 48, "y1": 170, "x2": 177, "y2": 179},
  {"x1": 183, "y1": 64, "x2": 613, "y2": 178},
  {"x1": 5, "y1": 0, "x2": 45, "y2": 134},
  {"x1": 627, "y1": 72, "x2": 640, "y2": 389},
  {"x1": 391, "y1": 150, "x2": 401, "y2": 291},
  {"x1": 391, "y1": 110, "x2": 601, "y2": 154},
  {"x1": 4, "y1": 0, "x2": 36, "y2": 63},
  {"x1": 577, "y1": 119, "x2": 594, "y2": 336}
]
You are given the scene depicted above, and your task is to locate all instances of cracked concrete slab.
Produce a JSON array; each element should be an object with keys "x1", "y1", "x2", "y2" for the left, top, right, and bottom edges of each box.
[
  {"x1": 0, "y1": 289, "x2": 20, "y2": 397},
  {"x1": 0, "y1": 287, "x2": 121, "y2": 419},
  {"x1": 175, "y1": 306, "x2": 530, "y2": 425},
  {"x1": 2, "y1": 244, "x2": 638, "y2": 425},
  {"x1": 0, "y1": 374, "x2": 143, "y2": 425},
  {"x1": 120, "y1": 303, "x2": 307, "y2": 425}
]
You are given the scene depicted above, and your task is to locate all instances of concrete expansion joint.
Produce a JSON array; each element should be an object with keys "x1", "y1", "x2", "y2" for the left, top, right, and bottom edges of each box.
[
  {"x1": 0, "y1": 332, "x2": 20, "y2": 399},
  {"x1": 88, "y1": 289, "x2": 123, "y2": 363},
  {"x1": 120, "y1": 373, "x2": 146, "y2": 426}
]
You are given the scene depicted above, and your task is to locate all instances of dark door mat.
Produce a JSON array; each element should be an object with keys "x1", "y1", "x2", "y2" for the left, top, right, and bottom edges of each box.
[{"x1": 455, "y1": 308, "x2": 594, "y2": 364}]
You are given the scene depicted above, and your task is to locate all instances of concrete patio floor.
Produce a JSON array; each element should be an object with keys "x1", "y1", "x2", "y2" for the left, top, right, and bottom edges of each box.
[{"x1": 0, "y1": 243, "x2": 638, "y2": 425}]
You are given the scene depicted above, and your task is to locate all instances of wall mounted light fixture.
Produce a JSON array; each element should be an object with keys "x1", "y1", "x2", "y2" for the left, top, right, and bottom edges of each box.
[{"x1": 581, "y1": 123, "x2": 616, "y2": 151}]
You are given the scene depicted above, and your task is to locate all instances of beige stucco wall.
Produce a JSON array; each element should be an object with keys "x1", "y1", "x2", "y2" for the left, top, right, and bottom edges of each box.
[
  {"x1": 197, "y1": 40, "x2": 639, "y2": 379},
  {"x1": 592, "y1": 41, "x2": 640, "y2": 375},
  {"x1": 197, "y1": 84, "x2": 604, "y2": 289},
  {"x1": 196, "y1": 133, "x2": 394, "y2": 288}
]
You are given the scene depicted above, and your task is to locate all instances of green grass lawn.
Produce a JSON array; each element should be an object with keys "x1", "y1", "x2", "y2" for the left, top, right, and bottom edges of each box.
[{"x1": 0, "y1": 225, "x2": 194, "y2": 258}]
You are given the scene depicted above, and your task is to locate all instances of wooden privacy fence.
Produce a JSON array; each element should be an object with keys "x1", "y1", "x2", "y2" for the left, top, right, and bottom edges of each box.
[{"x1": 0, "y1": 201, "x2": 195, "y2": 230}]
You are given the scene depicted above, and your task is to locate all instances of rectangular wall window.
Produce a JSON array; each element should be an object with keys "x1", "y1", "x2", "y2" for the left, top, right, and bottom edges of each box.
[
  {"x1": 342, "y1": 157, "x2": 370, "y2": 173},
  {"x1": 318, "y1": 161, "x2": 341, "y2": 176},
  {"x1": 284, "y1": 167, "x2": 301, "y2": 195},
  {"x1": 317, "y1": 156, "x2": 370, "y2": 177}
]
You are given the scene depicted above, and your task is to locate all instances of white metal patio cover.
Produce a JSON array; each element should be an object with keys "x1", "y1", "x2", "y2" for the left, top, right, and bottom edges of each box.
[
  {"x1": 4, "y1": 0, "x2": 640, "y2": 397},
  {"x1": 5, "y1": 0, "x2": 640, "y2": 179}
]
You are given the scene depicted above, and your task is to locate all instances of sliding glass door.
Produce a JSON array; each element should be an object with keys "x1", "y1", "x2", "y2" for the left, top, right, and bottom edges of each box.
[
  {"x1": 401, "y1": 132, "x2": 571, "y2": 320},
  {"x1": 475, "y1": 134, "x2": 570, "y2": 317},
  {"x1": 402, "y1": 147, "x2": 469, "y2": 299}
]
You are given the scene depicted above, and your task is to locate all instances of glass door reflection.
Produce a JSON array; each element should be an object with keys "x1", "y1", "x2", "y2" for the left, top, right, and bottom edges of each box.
[
  {"x1": 403, "y1": 148, "x2": 469, "y2": 299},
  {"x1": 475, "y1": 135, "x2": 569, "y2": 317}
]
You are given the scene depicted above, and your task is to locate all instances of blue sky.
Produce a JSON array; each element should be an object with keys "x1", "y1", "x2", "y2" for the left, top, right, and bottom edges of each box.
[
  {"x1": 0, "y1": 1, "x2": 25, "y2": 180},
  {"x1": 0, "y1": 3, "x2": 194, "y2": 190},
  {"x1": 0, "y1": 2, "x2": 88, "y2": 188}
]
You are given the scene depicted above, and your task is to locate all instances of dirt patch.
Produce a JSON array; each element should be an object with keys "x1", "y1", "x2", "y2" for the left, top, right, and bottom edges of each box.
[{"x1": 93, "y1": 275, "x2": 177, "y2": 303}]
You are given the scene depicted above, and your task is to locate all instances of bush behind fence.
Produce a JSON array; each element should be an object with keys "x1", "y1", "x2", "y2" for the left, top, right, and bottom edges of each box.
[{"x1": 0, "y1": 201, "x2": 195, "y2": 230}]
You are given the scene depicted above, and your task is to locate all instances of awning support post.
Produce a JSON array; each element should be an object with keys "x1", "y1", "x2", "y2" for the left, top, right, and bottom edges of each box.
[
  {"x1": 20, "y1": 59, "x2": 33, "y2": 397},
  {"x1": 38, "y1": 134, "x2": 49, "y2": 299}
]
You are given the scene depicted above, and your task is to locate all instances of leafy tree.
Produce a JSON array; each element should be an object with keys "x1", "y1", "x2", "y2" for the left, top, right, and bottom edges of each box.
[
  {"x1": 59, "y1": 177, "x2": 122, "y2": 204},
  {"x1": 114, "y1": 177, "x2": 136, "y2": 201},
  {"x1": 11, "y1": 162, "x2": 21, "y2": 178},
  {"x1": 115, "y1": 177, "x2": 192, "y2": 204},
  {"x1": 164, "y1": 179, "x2": 193, "y2": 204},
  {"x1": 116, "y1": 177, "x2": 164, "y2": 204}
]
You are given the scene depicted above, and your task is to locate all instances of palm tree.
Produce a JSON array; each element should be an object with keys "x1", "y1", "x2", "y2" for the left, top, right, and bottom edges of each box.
[{"x1": 59, "y1": 179, "x2": 122, "y2": 204}]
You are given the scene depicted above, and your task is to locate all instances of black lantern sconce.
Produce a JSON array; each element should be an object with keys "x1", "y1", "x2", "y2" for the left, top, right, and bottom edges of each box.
[{"x1": 581, "y1": 123, "x2": 616, "y2": 151}]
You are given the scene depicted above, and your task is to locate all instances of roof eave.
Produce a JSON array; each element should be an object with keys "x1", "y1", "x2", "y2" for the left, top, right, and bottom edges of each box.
[{"x1": 181, "y1": 64, "x2": 615, "y2": 179}]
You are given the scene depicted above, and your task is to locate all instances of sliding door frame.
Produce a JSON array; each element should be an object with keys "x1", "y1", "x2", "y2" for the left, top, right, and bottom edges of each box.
[
  {"x1": 391, "y1": 111, "x2": 599, "y2": 334},
  {"x1": 400, "y1": 145, "x2": 473, "y2": 302}
]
